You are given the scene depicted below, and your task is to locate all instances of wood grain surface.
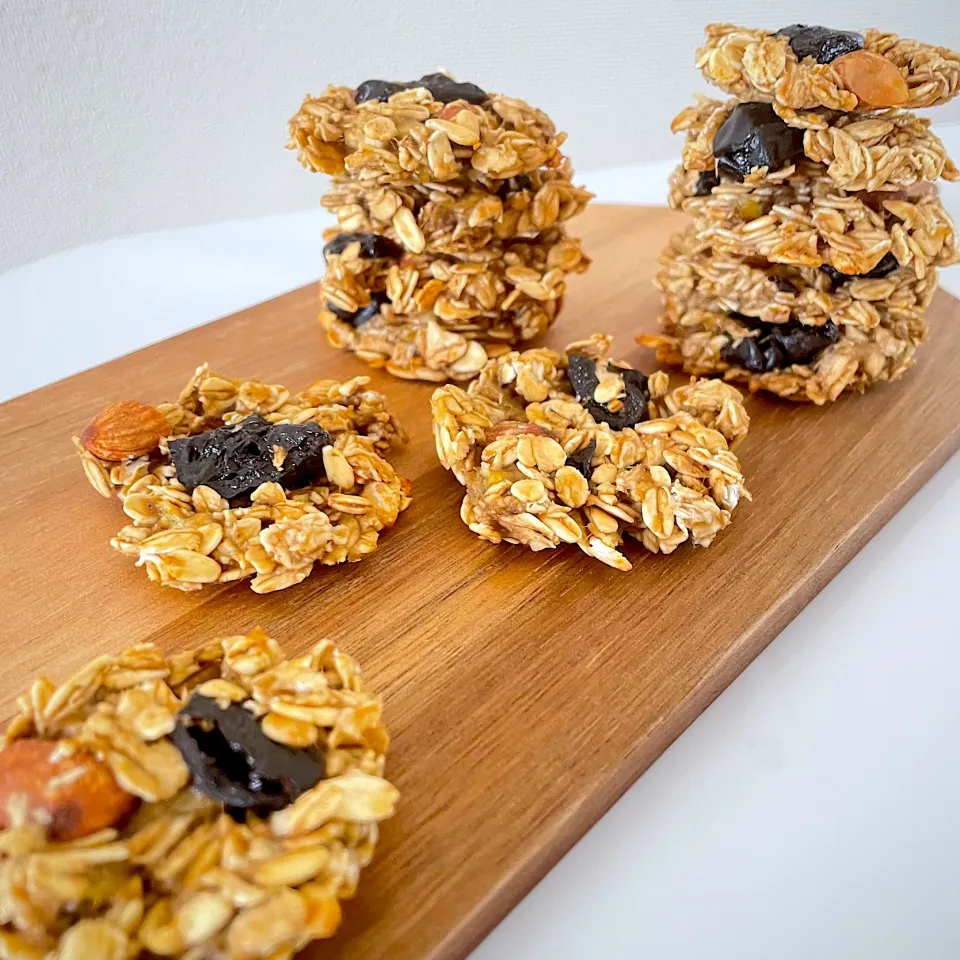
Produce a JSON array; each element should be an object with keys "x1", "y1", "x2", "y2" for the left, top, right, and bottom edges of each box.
[{"x1": 2, "y1": 205, "x2": 959, "y2": 960}]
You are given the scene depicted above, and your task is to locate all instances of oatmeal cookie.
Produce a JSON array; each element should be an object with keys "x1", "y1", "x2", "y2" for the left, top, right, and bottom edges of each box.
[
  {"x1": 674, "y1": 95, "x2": 958, "y2": 193},
  {"x1": 322, "y1": 167, "x2": 592, "y2": 256},
  {"x1": 74, "y1": 366, "x2": 410, "y2": 593},
  {"x1": 432, "y1": 335, "x2": 750, "y2": 569},
  {"x1": 639, "y1": 304, "x2": 926, "y2": 404},
  {"x1": 0, "y1": 628, "x2": 397, "y2": 960},
  {"x1": 288, "y1": 75, "x2": 568, "y2": 184},
  {"x1": 319, "y1": 229, "x2": 589, "y2": 381},
  {"x1": 657, "y1": 226, "x2": 936, "y2": 328},
  {"x1": 697, "y1": 23, "x2": 960, "y2": 114},
  {"x1": 668, "y1": 163, "x2": 959, "y2": 279}
]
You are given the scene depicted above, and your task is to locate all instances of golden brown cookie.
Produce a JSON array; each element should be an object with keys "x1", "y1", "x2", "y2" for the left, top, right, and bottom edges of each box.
[
  {"x1": 0, "y1": 629, "x2": 397, "y2": 959},
  {"x1": 697, "y1": 24, "x2": 960, "y2": 115},
  {"x1": 432, "y1": 335, "x2": 750, "y2": 568},
  {"x1": 75, "y1": 366, "x2": 410, "y2": 593}
]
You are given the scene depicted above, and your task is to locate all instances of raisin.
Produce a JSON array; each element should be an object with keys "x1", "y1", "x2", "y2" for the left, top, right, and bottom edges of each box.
[
  {"x1": 819, "y1": 252, "x2": 899, "y2": 289},
  {"x1": 322, "y1": 232, "x2": 402, "y2": 261},
  {"x1": 328, "y1": 290, "x2": 390, "y2": 328},
  {"x1": 775, "y1": 24, "x2": 864, "y2": 64},
  {"x1": 172, "y1": 695, "x2": 324, "y2": 813},
  {"x1": 168, "y1": 414, "x2": 332, "y2": 499},
  {"x1": 721, "y1": 318, "x2": 839, "y2": 372},
  {"x1": 713, "y1": 102, "x2": 805, "y2": 181},
  {"x1": 565, "y1": 439, "x2": 597, "y2": 479},
  {"x1": 354, "y1": 73, "x2": 487, "y2": 106},
  {"x1": 693, "y1": 169, "x2": 721, "y2": 196},
  {"x1": 567, "y1": 354, "x2": 650, "y2": 431}
]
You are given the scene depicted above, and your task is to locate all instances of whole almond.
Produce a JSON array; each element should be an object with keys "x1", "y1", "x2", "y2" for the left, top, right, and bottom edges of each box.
[
  {"x1": 81, "y1": 400, "x2": 169, "y2": 461},
  {"x1": 0, "y1": 739, "x2": 138, "y2": 839},
  {"x1": 833, "y1": 50, "x2": 909, "y2": 108}
]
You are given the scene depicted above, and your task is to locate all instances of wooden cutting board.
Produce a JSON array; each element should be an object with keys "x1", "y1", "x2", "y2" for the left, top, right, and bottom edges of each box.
[{"x1": 1, "y1": 205, "x2": 959, "y2": 960}]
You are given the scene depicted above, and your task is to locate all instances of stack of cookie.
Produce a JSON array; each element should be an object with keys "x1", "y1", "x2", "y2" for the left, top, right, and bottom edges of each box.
[
  {"x1": 640, "y1": 24, "x2": 960, "y2": 403},
  {"x1": 288, "y1": 73, "x2": 592, "y2": 382}
]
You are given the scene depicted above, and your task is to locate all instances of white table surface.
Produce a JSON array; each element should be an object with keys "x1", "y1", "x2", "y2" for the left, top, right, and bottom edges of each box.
[{"x1": 3, "y1": 145, "x2": 960, "y2": 959}]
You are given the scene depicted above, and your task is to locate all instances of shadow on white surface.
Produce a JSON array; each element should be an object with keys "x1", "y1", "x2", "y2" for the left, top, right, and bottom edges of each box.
[{"x1": 471, "y1": 449, "x2": 960, "y2": 960}]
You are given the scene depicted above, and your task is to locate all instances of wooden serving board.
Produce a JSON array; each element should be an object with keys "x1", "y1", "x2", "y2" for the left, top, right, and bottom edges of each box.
[{"x1": 2, "y1": 205, "x2": 959, "y2": 960}]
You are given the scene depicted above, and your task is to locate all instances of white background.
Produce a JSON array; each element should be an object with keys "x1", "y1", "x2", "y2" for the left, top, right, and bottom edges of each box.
[
  {"x1": 2, "y1": 3, "x2": 960, "y2": 959},
  {"x1": 1, "y1": 0, "x2": 958, "y2": 272}
]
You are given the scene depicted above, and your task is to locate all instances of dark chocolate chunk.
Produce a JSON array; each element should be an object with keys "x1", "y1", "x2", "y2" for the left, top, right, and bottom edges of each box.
[
  {"x1": 713, "y1": 102, "x2": 805, "y2": 181},
  {"x1": 567, "y1": 354, "x2": 650, "y2": 431},
  {"x1": 693, "y1": 169, "x2": 721, "y2": 196},
  {"x1": 173, "y1": 695, "x2": 324, "y2": 812},
  {"x1": 354, "y1": 73, "x2": 487, "y2": 106},
  {"x1": 721, "y1": 317, "x2": 840, "y2": 372},
  {"x1": 819, "y1": 252, "x2": 899, "y2": 290},
  {"x1": 168, "y1": 414, "x2": 332, "y2": 499},
  {"x1": 322, "y1": 232, "x2": 402, "y2": 261},
  {"x1": 565, "y1": 439, "x2": 597, "y2": 479},
  {"x1": 327, "y1": 290, "x2": 390, "y2": 328},
  {"x1": 775, "y1": 24, "x2": 864, "y2": 64}
]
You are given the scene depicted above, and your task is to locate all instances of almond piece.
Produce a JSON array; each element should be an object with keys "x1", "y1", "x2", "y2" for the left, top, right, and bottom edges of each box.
[
  {"x1": 0, "y1": 739, "x2": 138, "y2": 839},
  {"x1": 833, "y1": 50, "x2": 909, "y2": 108},
  {"x1": 484, "y1": 420, "x2": 555, "y2": 444},
  {"x1": 81, "y1": 400, "x2": 169, "y2": 461}
]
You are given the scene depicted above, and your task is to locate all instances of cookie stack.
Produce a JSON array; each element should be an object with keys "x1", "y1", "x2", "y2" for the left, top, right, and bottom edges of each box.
[
  {"x1": 288, "y1": 73, "x2": 592, "y2": 382},
  {"x1": 640, "y1": 24, "x2": 960, "y2": 403}
]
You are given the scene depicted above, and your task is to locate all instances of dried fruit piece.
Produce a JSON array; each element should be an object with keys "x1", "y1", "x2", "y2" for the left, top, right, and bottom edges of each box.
[
  {"x1": 713, "y1": 102, "x2": 805, "y2": 180},
  {"x1": 775, "y1": 24, "x2": 863, "y2": 64},
  {"x1": 328, "y1": 290, "x2": 390, "y2": 328},
  {"x1": 722, "y1": 334, "x2": 766, "y2": 373},
  {"x1": 497, "y1": 173, "x2": 534, "y2": 197},
  {"x1": 354, "y1": 73, "x2": 487, "y2": 106},
  {"x1": 565, "y1": 438, "x2": 597, "y2": 479},
  {"x1": 322, "y1": 232, "x2": 402, "y2": 260},
  {"x1": 415, "y1": 72, "x2": 488, "y2": 105},
  {"x1": 832, "y1": 49, "x2": 909, "y2": 107},
  {"x1": 168, "y1": 414, "x2": 332, "y2": 499},
  {"x1": 693, "y1": 169, "x2": 720, "y2": 196},
  {"x1": 721, "y1": 318, "x2": 840, "y2": 372},
  {"x1": 820, "y1": 252, "x2": 899, "y2": 290},
  {"x1": 567, "y1": 354, "x2": 650, "y2": 430},
  {"x1": 0, "y1": 739, "x2": 137, "y2": 840},
  {"x1": 772, "y1": 275, "x2": 799, "y2": 293},
  {"x1": 81, "y1": 400, "x2": 169, "y2": 461},
  {"x1": 172, "y1": 694, "x2": 324, "y2": 812},
  {"x1": 353, "y1": 78, "x2": 406, "y2": 104}
]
